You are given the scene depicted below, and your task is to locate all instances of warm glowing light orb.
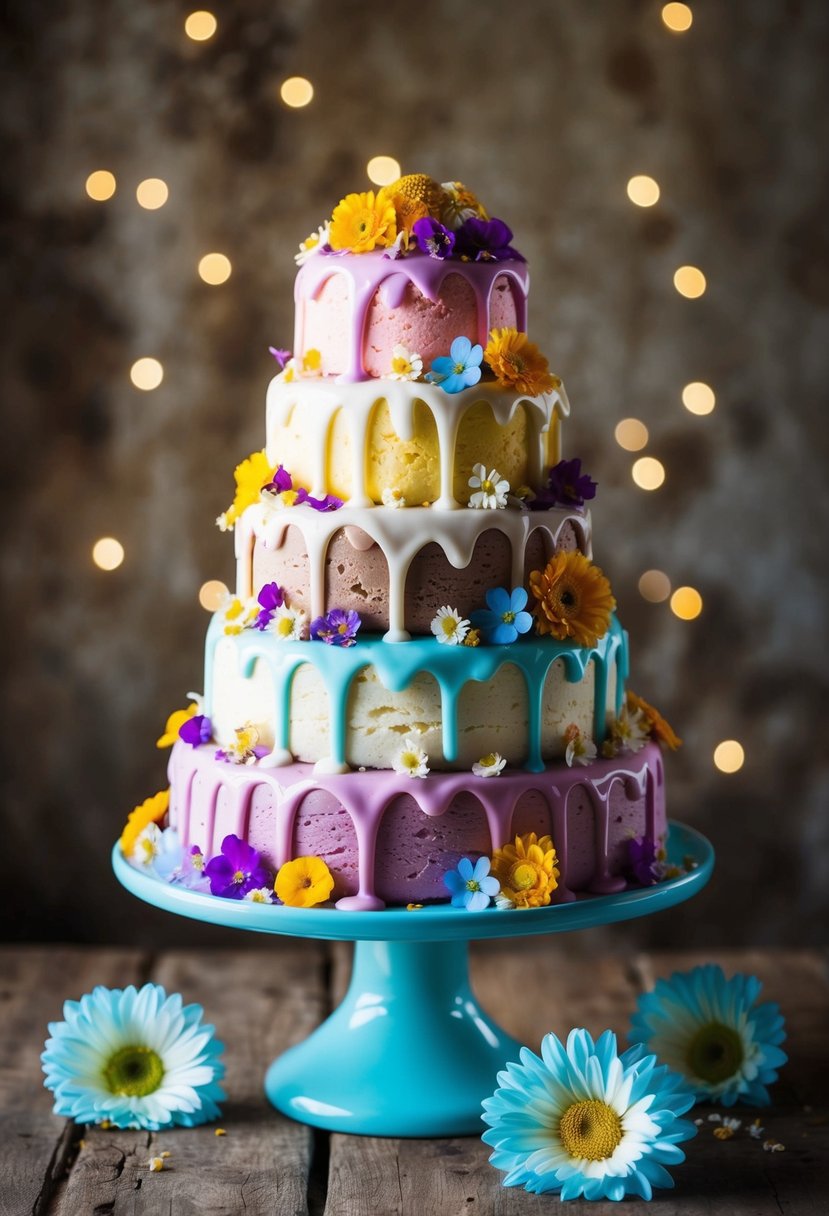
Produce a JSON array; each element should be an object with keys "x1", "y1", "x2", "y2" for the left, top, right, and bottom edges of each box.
[
  {"x1": 198, "y1": 580, "x2": 228, "y2": 611},
  {"x1": 638, "y1": 570, "x2": 672, "y2": 603},
  {"x1": 198, "y1": 253, "x2": 232, "y2": 285},
  {"x1": 714, "y1": 740, "x2": 744, "y2": 773},
  {"x1": 682, "y1": 381, "x2": 716, "y2": 415},
  {"x1": 632, "y1": 456, "x2": 665, "y2": 490},
  {"x1": 86, "y1": 170, "x2": 116, "y2": 201},
  {"x1": 136, "y1": 178, "x2": 169, "y2": 210},
  {"x1": 367, "y1": 156, "x2": 401, "y2": 186},
  {"x1": 662, "y1": 3, "x2": 693, "y2": 32},
  {"x1": 185, "y1": 11, "x2": 217, "y2": 41},
  {"x1": 280, "y1": 77, "x2": 314, "y2": 108},
  {"x1": 670, "y1": 586, "x2": 703, "y2": 620},
  {"x1": 92, "y1": 537, "x2": 125, "y2": 571},
  {"x1": 130, "y1": 358, "x2": 164, "y2": 391},
  {"x1": 615, "y1": 418, "x2": 649, "y2": 451},
  {"x1": 626, "y1": 175, "x2": 661, "y2": 207},
  {"x1": 674, "y1": 265, "x2": 707, "y2": 298}
]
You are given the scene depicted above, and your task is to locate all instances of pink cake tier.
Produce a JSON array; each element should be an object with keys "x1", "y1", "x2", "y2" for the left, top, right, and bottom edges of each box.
[{"x1": 167, "y1": 738, "x2": 667, "y2": 910}]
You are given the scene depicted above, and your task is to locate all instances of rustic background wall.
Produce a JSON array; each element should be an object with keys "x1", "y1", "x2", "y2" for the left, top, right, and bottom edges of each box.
[{"x1": 1, "y1": 0, "x2": 827, "y2": 948}]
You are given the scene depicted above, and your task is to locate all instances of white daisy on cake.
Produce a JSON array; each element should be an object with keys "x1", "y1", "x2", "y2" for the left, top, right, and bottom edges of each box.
[
  {"x1": 468, "y1": 463, "x2": 510, "y2": 510},
  {"x1": 612, "y1": 704, "x2": 650, "y2": 754},
  {"x1": 472, "y1": 752, "x2": 507, "y2": 778},
  {"x1": 563, "y1": 724, "x2": 598, "y2": 767},
  {"x1": 430, "y1": 605, "x2": 470, "y2": 645},
  {"x1": 219, "y1": 594, "x2": 259, "y2": 636},
  {"x1": 269, "y1": 604, "x2": 307, "y2": 641},
  {"x1": 294, "y1": 222, "x2": 330, "y2": 265},
  {"x1": 388, "y1": 344, "x2": 423, "y2": 382},
  {"x1": 393, "y1": 738, "x2": 430, "y2": 779}
]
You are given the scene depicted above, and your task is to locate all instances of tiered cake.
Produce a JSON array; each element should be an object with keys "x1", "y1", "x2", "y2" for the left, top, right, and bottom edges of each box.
[{"x1": 122, "y1": 175, "x2": 681, "y2": 911}]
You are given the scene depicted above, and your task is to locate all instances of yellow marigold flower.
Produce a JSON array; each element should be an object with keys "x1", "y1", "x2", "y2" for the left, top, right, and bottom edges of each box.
[
  {"x1": 221, "y1": 450, "x2": 274, "y2": 530},
  {"x1": 156, "y1": 705, "x2": 196, "y2": 749},
  {"x1": 463, "y1": 628, "x2": 481, "y2": 648},
  {"x1": 275, "y1": 856, "x2": 335, "y2": 908},
  {"x1": 484, "y1": 328, "x2": 561, "y2": 397},
  {"x1": 329, "y1": 190, "x2": 397, "y2": 253},
  {"x1": 388, "y1": 191, "x2": 431, "y2": 235},
  {"x1": 490, "y1": 832, "x2": 559, "y2": 909},
  {"x1": 626, "y1": 691, "x2": 682, "y2": 751},
  {"x1": 385, "y1": 173, "x2": 444, "y2": 216},
  {"x1": 529, "y1": 551, "x2": 615, "y2": 648},
  {"x1": 120, "y1": 789, "x2": 170, "y2": 857}
]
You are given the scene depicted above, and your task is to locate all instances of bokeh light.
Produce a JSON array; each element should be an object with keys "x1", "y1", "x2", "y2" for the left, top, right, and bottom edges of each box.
[
  {"x1": 714, "y1": 740, "x2": 745, "y2": 773},
  {"x1": 199, "y1": 580, "x2": 228, "y2": 611},
  {"x1": 85, "y1": 170, "x2": 116, "y2": 201},
  {"x1": 280, "y1": 76, "x2": 314, "y2": 107},
  {"x1": 136, "y1": 178, "x2": 169, "y2": 210},
  {"x1": 673, "y1": 265, "x2": 707, "y2": 298},
  {"x1": 615, "y1": 418, "x2": 649, "y2": 451},
  {"x1": 92, "y1": 537, "x2": 125, "y2": 571},
  {"x1": 632, "y1": 456, "x2": 665, "y2": 490},
  {"x1": 662, "y1": 3, "x2": 693, "y2": 32},
  {"x1": 670, "y1": 586, "x2": 703, "y2": 620},
  {"x1": 638, "y1": 570, "x2": 672, "y2": 603},
  {"x1": 130, "y1": 357, "x2": 164, "y2": 391},
  {"x1": 682, "y1": 381, "x2": 716, "y2": 415},
  {"x1": 184, "y1": 11, "x2": 217, "y2": 41},
  {"x1": 198, "y1": 253, "x2": 232, "y2": 285},
  {"x1": 367, "y1": 156, "x2": 401, "y2": 186},
  {"x1": 626, "y1": 175, "x2": 661, "y2": 207}
]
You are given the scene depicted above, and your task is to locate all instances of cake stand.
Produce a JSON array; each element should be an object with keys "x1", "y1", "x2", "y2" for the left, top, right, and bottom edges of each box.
[{"x1": 113, "y1": 820, "x2": 713, "y2": 1137}]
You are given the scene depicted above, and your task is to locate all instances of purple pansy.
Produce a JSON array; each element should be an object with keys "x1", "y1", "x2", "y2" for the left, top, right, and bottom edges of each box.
[
  {"x1": 203, "y1": 834, "x2": 271, "y2": 899},
  {"x1": 444, "y1": 856, "x2": 500, "y2": 911},
  {"x1": 296, "y1": 488, "x2": 344, "y2": 512},
  {"x1": 254, "y1": 581, "x2": 285, "y2": 630},
  {"x1": 531, "y1": 458, "x2": 597, "y2": 510},
  {"x1": 262, "y1": 464, "x2": 343, "y2": 513},
  {"x1": 470, "y1": 587, "x2": 533, "y2": 644},
  {"x1": 268, "y1": 347, "x2": 292, "y2": 369},
  {"x1": 454, "y1": 216, "x2": 525, "y2": 263},
  {"x1": 178, "y1": 714, "x2": 213, "y2": 748},
  {"x1": 628, "y1": 836, "x2": 659, "y2": 886},
  {"x1": 310, "y1": 608, "x2": 361, "y2": 647},
  {"x1": 263, "y1": 463, "x2": 294, "y2": 495},
  {"x1": 412, "y1": 216, "x2": 455, "y2": 259},
  {"x1": 427, "y1": 335, "x2": 483, "y2": 394}
]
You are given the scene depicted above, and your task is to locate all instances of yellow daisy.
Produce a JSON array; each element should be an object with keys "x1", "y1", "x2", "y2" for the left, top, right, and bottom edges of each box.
[
  {"x1": 219, "y1": 450, "x2": 274, "y2": 530},
  {"x1": 490, "y1": 832, "x2": 559, "y2": 908},
  {"x1": 484, "y1": 328, "x2": 561, "y2": 397},
  {"x1": 120, "y1": 790, "x2": 170, "y2": 858},
  {"x1": 156, "y1": 705, "x2": 196, "y2": 749},
  {"x1": 275, "y1": 856, "x2": 335, "y2": 908},
  {"x1": 529, "y1": 552, "x2": 616, "y2": 648},
  {"x1": 328, "y1": 190, "x2": 397, "y2": 253},
  {"x1": 626, "y1": 691, "x2": 682, "y2": 751}
]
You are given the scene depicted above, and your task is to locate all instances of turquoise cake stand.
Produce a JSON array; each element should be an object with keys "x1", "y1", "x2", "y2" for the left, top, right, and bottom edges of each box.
[{"x1": 112, "y1": 820, "x2": 713, "y2": 1137}]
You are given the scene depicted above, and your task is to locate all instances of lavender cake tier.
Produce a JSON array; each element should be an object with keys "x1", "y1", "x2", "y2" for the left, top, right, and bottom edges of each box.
[{"x1": 167, "y1": 739, "x2": 666, "y2": 910}]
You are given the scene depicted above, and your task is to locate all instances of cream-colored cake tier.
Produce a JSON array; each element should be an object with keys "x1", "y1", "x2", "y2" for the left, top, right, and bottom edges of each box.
[
  {"x1": 203, "y1": 614, "x2": 626, "y2": 775},
  {"x1": 236, "y1": 501, "x2": 591, "y2": 641},
  {"x1": 265, "y1": 378, "x2": 568, "y2": 510}
]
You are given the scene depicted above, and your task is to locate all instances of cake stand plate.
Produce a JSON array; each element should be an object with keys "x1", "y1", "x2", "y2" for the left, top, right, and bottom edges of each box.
[{"x1": 113, "y1": 821, "x2": 713, "y2": 1137}]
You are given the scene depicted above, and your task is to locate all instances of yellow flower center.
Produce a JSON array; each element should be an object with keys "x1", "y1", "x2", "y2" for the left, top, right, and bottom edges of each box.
[
  {"x1": 558, "y1": 1099, "x2": 623, "y2": 1161},
  {"x1": 232, "y1": 869, "x2": 245, "y2": 884},
  {"x1": 511, "y1": 862, "x2": 539, "y2": 891},
  {"x1": 481, "y1": 479, "x2": 494, "y2": 494},
  {"x1": 686, "y1": 1022, "x2": 744, "y2": 1084},
  {"x1": 479, "y1": 754, "x2": 497, "y2": 768},
  {"x1": 502, "y1": 610, "x2": 515, "y2": 623},
  {"x1": 102, "y1": 1046, "x2": 165, "y2": 1098},
  {"x1": 338, "y1": 622, "x2": 349, "y2": 634},
  {"x1": 276, "y1": 616, "x2": 294, "y2": 637},
  {"x1": 454, "y1": 361, "x2": 466, "y2": 375},
  {"x1": 465, "y1": 879, "x2": 481, "y2": 892},
  {"x1": 440, "y1": 617, "x2": 458, "y2": 637},
  {"x1": 392, "y1": 356, "x2": 412, "y2": 376},
  {"x1": 403, "y1": 752, "x2": 420, "y2": 770}
]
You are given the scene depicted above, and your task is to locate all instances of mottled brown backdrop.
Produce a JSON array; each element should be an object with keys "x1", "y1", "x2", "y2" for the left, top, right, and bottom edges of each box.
[{"x1": 1, "y1": 0, "x2": 827, "y2": 948}]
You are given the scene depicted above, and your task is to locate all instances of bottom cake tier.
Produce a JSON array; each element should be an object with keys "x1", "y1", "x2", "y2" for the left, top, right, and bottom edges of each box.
[{"x1": 167, "y1": 739, "x2": 666, "y2": 910}]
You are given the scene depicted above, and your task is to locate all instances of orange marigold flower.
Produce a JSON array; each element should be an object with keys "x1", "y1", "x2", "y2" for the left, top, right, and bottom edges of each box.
[
  {"x1": 388, "y1": 191, "x2": 431, "y2": 235},
  {"x1": 490, "y1": 832, "x2": 559, "y2": 908},
  {"x1": 627, "y1": 691, "x2": 682, "y2": 751},
  {"x1": 329, "y1": 190, "x2": 397, "y2": 253},
  {"x1": 529, "y1": 551, "x2": 615, "y2": 647},
  {"x1": 484, "y1": 328, "x2": 561, "y2": 397}
]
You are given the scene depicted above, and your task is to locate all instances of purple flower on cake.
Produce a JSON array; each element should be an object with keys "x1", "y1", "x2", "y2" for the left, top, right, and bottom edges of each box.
[
  {"x1": 203, "y1": 834, "x2": 271, "y2": 900},
  {"x1": 412, "y1": 216, "x2": 455, "y2": 260},
  {"x1": 454, "y1": 216, "x2": 525, "y2": 263},
  {"x1": 427, "y1": 336, "x2": 483, "y2": 394},
  {"x1": 444, "y1": 857, "x2": 500, "y2": 911},
  {"x1": 215, "y1": 723, "x2": 268, "y2": 765},
  {"x1": 268, "y1": 347, "x2": 292, "y2": 369},
  {"x1": 254, "y1": 581, "x2": 285, "y2": 630},
  {"x1": 471, "y1": 587, "x2": 533, "y2": 645},
  {"x1": 299, "y1": 489, "x2": 344, "y2": 512},
  {"x1": 310, "y1": 608, "x2": 361, "y2": 647},
  {"x1": 628, "y1": 835, "x2": 660, "y2": 886},
  {"x1": 262, "y1": 465, "x2": 343, "y2": 513},
  {"x1": 178, "y1": 714, "x2": 212, "y2": 748},
  {"x1": 531, "y1": 458, "x2": 597, "y2": 510}
]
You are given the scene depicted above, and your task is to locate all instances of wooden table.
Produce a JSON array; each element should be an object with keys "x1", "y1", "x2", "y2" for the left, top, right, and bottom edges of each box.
[{"x1": 2, "y1": 944, "x2": 826, "y2": 1214}]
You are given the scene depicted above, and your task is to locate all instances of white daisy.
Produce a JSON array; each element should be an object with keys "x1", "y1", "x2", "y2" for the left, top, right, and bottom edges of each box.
[
  {"x1": 130, "y1": 823, "x2": 162, "y2": 868},
  {"x1": 472, "y1": 752, "x2": 507, "y2": 778},
  {"x1": 563, "y1": 724, "x2": 598, "y2": 768},
  {"x1": 468, "y1": 463, "x2": 510, "y2": 510},
  {"x1": 381, "y1": 486, "x2": 406, "y2": 508},
  {"x1": 219, "y1": 594, "x2": 259, "y2": 636},
  {"x1": 388, "y1": 344, "x2": 423, "y2": 382},
  {"x1": 430, "y1": 605, "x2": 470, "y2": 645},
  {"x1": 294, "y1": 222, "x2": 329, "y2": 265},
  {"x1": 243, "y1": 887, "x2": 274, "y2": 904},
  {"x1": 612, "y1": 705, "x2": 650, "y2": 754},
  {"x1": 393, "y1": 738, "x2": 430, "y2": 779},
  {"x1": 269, "y1": 604, "x2": 307, "y2": 641}
]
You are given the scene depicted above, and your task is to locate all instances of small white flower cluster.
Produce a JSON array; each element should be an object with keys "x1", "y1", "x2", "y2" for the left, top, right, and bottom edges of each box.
[
  {"x1": 393, "y1": 737, "x2": 430, "y2": 779},
  {"x1": 430, "y1": 605, "x2": 470, "y2": 645},
  {"x1": 388, "y1": 343, "x2": 423, "y2": 382},
  {"x1": 468, "y1": 463, "x2": 510, "y2": 510},
  {"x1": 244, "y1": 887, "x2": 275, "y2": 904}
]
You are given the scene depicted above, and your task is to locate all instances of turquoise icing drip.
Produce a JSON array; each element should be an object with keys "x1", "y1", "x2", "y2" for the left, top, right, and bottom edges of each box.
[{"x1": 204, "y1": 614, "x2": 628, "y2": 773}]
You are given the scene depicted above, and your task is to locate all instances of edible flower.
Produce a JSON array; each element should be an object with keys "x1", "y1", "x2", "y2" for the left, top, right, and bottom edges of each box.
[
  {"x1": 468, "y1": 463, "x2": 510, "y2": 509},
  {"x1": 310, "y1": 608, "x2": 361, "y2": 647},
  {"x1": 294, "y1": 223, "x2": 330, "y2": 265},
  {"x1": 611, "y1": 703, "x2": 650, "y2": 754},
  {"x1": 216, "y1": 450, "x2": 273, "y2": 531},
  {"x1": 254, "y1": 581, "x2": 285, "y2": 630},
  {"x1": 270, "y1": 604, "x2": 307, "y2": 641},
  {"x1": 430, "y1": 605, "x2": 470, "y2": 646},
  {"x1": 471, "y1": 586, "x2": 533, "y2": 644},
  {"x1": 629, "y1": 965, "x2": 788, "y2": 1107},
  {"x1": 244, "y1": 887, "x2": 274, "y2": 904},
  {"x1": 328, "y1": 190, "x2": 397, "y2": 254},
  {"x1": 215, "y1": 722, "x2": 267, "y2": 766},
  {"x1": 484, "y1": 328, "x2": 559, "y2": 396},
  {"x1": 151, "y1": 828, "x2": 207, "y2": 890},
  {"x1": 490, "y1": 832, "x2": 559, "y2": 909},
  {"x1": 481, "y1": 1028, "x2": 697, "y2": 1200},
  {"x1": 392, "y1": 737, "x2": 430, "y2": 779},
  {"x1": 156, "y1": 704, "x2": 197, "y2": 749},
  {"x1": 412, "y1": 216, "x2": 455, "y2": 259},
  {"x1": 120, "y1": 790, "x2": 170, "y2": 859},
  {"x1": 203, "y1": 834, "x2": 271, "y2": 899},
  {"x1": 388, "y1": 344, "x2": 423, "y2": 382},
  {"x1": 262, "y1": 464, "x2": 343, "y2": 513},
  {"x1": 563, "y1": 723, "x2": 598, "y2": 767},
  {"x1": 381, "y1": 486, "x2": 406, "y2": 508},
  {"x1": 472, "y1": 753, "x2": 507, "y2": 778},
  {"x1": 178, "y1": 714, "x2": 212, "y2": 748},
  {"x1": 627, "y1": 835, "x2": 660, "y2": 886},
  {"x1": 219, "y1": 594, "x2": 259, "y2": 636},
  {"x1": 42, "y1": 983, "x2": 225, "y2": 1130},
  {"x1": 454, "y1": 216, "x2": 524, "y2": 262},
  {"x1": 544, "y1": 457, "x2": 597, "y2": 507},
  {"x1": 443, "y1": 856, "x2": 500, "y2": 911},
  {"x1": 268, "y1": 347, "x2": 292, "y2": 369},
  {"x1": 427, "y1": 335, "x2": 483, "y2": 394},
  {"x1": 440, "y1": 180, "x2": 488, "y2": 229},
  {"x1": 529, "y1": 551, "x2": 615, "y2": 648},
  {"x1": 627, "y1": 691, "x2": 682, "y2": 750},
  {"x1": 275, "y1": 856, "x2": 335, "y2": 908}
]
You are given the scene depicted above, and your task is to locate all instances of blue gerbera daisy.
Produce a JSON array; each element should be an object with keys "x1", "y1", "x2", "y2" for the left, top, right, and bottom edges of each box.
[
  {"x1": 482, "y1": 1028, "x2": 696, "y2": 1201},
  {"x1": 628, "y1": 964, "x2": 787, "y2": 1107},
  {"x1": 42, "y1": 983, "x2": 225, "y2": 1130}
]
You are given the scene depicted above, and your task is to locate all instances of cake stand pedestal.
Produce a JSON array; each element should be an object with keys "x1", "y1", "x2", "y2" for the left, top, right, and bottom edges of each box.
[{"x1": 113, "y1": 820, "x2": 713, "y2": 1137}]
